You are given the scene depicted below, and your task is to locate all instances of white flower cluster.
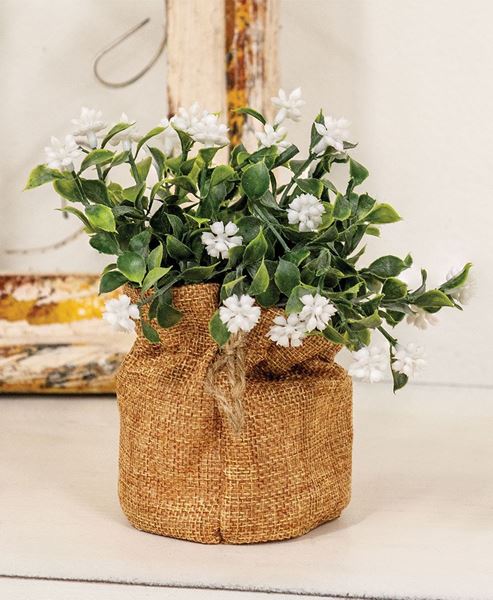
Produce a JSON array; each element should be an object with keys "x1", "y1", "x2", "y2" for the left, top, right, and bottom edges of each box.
[
  {"x1": 254, "y1": 87, "x2": 305, "y2": 151},
  {"x1": 219, "y1": 294, "x2": 261, "y2": 334},
  {"x1": 348, "y1": 342, "x2": 426, "y2": 383},
  {"x1": 287, "y1": 193, "x2": 325, "y2": 232},
  {"x1": 170, "y1": 102, "x2": 229, "y2": 148},
  {"x1": 313, "y1": 115, "x2": 351, "y2": 154},
  {"x1": 44, "y1": 135, "x2": 82, "y2": 172},
  {"x1": 218, "y1": 291, "x2": 337, "y2": 345},
  {"x1": 201, "y1": 221, "x2": 243, "y2": 259},
  {"x1": 103, "y1": 295, "x2": 140, "y2": 333},
  {"x1": 267, "y1": 293, "x2": 337, "y2": 347}
]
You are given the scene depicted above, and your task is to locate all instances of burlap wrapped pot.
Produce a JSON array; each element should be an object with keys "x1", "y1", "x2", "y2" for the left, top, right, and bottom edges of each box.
[{"x1": 116, "y1": 283, "x2": 352, "y2": 544}]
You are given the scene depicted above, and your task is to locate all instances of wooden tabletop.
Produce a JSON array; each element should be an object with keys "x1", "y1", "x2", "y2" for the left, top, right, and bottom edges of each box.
[{"x1": 1, "y1": 383, "x2": 492, "y2": 599}]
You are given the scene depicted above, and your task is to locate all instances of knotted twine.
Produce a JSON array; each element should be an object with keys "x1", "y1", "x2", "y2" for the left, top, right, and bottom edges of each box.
[{"x1": 204, "y1": 331, "x2": 246, "y2": 435}]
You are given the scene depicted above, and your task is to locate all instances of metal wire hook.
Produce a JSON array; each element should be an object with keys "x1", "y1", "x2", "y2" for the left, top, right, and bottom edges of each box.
[{"x1": 93, "y1": 17, "x2": 167, "y2": 88}]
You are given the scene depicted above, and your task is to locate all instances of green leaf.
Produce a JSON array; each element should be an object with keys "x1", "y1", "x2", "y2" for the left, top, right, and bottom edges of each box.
[
  {"x1": 135, "y1": 156, "x2": 152, "y2": 182},
  {"x1": 157, "y1": 301, "x2": 183, "y2": 328},
  {"x1": 167, "y1": 175, "x2": 197, "y2": 194},
  {"x1": 123, "y1": 183, "x2": 146, "y2": 203},
  {"x1": 142, "y1": 267, "x2": 172, "y2": 293},
  {"x1": 135, "y1": 126, "x2": 165, "y2": 156},
  {"x1": 322, "y1": 325, "x2": 347, "y2": 345},
  {"x1": 147, "y1": 243, "x2": 163, "y2": 270},
  {"x1": 209, "y1": 310, "x2": 231, "y2": 346},
  {"x1": 274, "y1": 258, "x2": 301, "y2": 295},
  {"x1": 102, "y1": 121, "x2": 134, "y2": 148},
  {"x1": 283, "y1": 248, "x2": 310, "y2": 266},
  {"x1": 99, "y1": 270, "x2": 127, "y2": 293},
  {"x1": 80, "y1": 149, "x2": 114, "y2": 172},
  {"x1": 382, "y1": 277, "x2": 407, "y2": 300},
  {"x1": 181, "y1": 263, "x2": 219, "y2": 282},
  {"x1": 117, "y1": 251, "x2": 146, "y2": 283},
  {"x1": 53, "y1": 178, "x2": 84, "y2": 203},
  {"x1": 81, "y1": 179, "x2": 110, "y2": 205},
  {"x1": 129, "y1": 230, "x2": 152, "y2": 256},
  {"x1": 166, "y1": 235, "x2": 192, "y2": 260},
  {"x1": 85, "y1": 205, "x2": 116, "y2": 232},
  {"x1": 333, "y1": 193, "x2": 351, "y2": 220},
  {"x1": 366, "y1": 225, "x2": 380, "y2": 237},
  {"x1": 25, "y1": 165, "x2": 64, "y2": 189},
  {"x1": 439, "y1": 263, "x2": 472, "y2": 294},
  {"x1": 366, "y1": 203, "x2": 402, "y2": 224},
  {"x1": 296, "y1": 178, "x2": 324, "y2": 197},
  {"x1": 234, "y1": 107, "x2": 266, "y2": 125},
  {"x1": 220, "y1": 275, "x2": 246, "y2": 300},
  {"x1": 241, "y1": 161, "x2": 270, "y2": 199},
  {"x1": 348, "y1": 311, "x2": 382, "y2": 330},
  {"x1": 355, "y1": 193, "x2": 376, "y2": 220},
  {"x1": 237, "y1": 216, "x2": 261, "y2": 243},
  {"x1": 142, "y1": 320, "x2": 160, "y2": 344},
  {"x1": 210, "y1": 164, "x2": 235, "y2": 187},
  {"x1": 89, "y1": 232, "x2": 119, "y2": 255},
  {"x1": 273, "y1": 144, "x2": 299, "y2": 167},
  {"x1": 413, "y1": 289, "x2": 455, "y2": 309},
  {"x1": 349, "y1": 158, "x2": 369, "y2": 186},
  {"x1": 148, "y1": 146, "x2": 165, "y2": 178},
  {"x1": 368, "y1": 254, "x2": 412, "y2": 278},
  {"x1": 199, "y1": 146, "x2": 221, "y2": 164},
  {"x1": 249, "y1": 260, "x2": 270, "y2": 295},
  {"x1": 243, "y1": 228, "x2": 268, "y2": 265},
  {"x1": 56, "y1": 206, "x2": 93, "y2": 230},
  {"x1": 392, "y1": 367, "x2": 408, "y2": 392},
  {"x1": 285, "y1": 284, "x2": 316, "y2": 314}
]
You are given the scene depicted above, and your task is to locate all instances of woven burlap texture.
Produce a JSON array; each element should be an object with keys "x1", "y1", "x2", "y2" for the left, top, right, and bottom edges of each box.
[{"x1": 116, "y1": 283, "x2": 353, "y2": 544}]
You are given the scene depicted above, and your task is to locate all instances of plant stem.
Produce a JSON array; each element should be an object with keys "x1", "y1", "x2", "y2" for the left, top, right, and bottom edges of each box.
[
  {"x1": 128, "y1": 153, "x2": 141, "y2": 183},
  {"x1": 279, "y1": 153, "x2": 316, "y2": 207},
  {"x1": 378, "y1": 325, "x2": 397, "y2": 346},
  {"x1": 71, "y1": 171, "x2": 89, "y2": 206}
]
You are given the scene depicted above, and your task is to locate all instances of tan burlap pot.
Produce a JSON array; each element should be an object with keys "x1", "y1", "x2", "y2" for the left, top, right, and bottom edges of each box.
[{"x1": 116, "y1": 283, "x2": 353, "y2": 544}]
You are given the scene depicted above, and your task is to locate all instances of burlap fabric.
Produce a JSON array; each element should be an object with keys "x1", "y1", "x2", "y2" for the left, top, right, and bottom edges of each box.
[{"x1": 116, "y1": 283, "x2": 352, "y2": 544}]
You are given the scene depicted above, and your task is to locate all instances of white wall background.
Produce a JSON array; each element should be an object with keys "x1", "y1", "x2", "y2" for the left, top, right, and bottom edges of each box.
[{"x1": 1, "y1": 0, "x2": 491, "y2": 387}]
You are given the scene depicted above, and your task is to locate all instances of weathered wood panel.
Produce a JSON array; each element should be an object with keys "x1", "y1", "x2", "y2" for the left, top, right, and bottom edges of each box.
[
  {"x1": 225, "y1": 0, "x2": 280, "y2": 146},
  {"x1": 0, "y1": 275, "x2": 132, "y2": 394},
  {"x1": 166, "y1": 0, "x2": 227, "y2": 117}
]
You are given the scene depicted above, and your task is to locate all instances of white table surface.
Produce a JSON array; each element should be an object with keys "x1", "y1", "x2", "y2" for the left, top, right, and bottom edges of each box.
[{"x1": 1, "y1": 383, "x2": 492, "y2": 600}]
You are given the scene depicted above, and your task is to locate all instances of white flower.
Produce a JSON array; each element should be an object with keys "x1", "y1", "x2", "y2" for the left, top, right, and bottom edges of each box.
[
  {"x1": 71, "y1": 107, "x2": 106, "y2": 148},
  {"x1": 299, "y1": 293, "x2": 337, "y2": 332},
  {"x1": 392, "y1": 343, "x2": 426, "y2": 378},
  {"x1": 102, "y1": 294, "x2": 140, "y2": 333},
  {"x1": 44, "y1": 135, "x2": 81, "y2": 171},
  {"x1": 406, "y1": 305, "x2": 438, "y2": 330},
  {"x1": 189, "y1": 113, "x2": 229, "y2": 148},
  {"x1": 159, "y1": 117, "x2": 180, "y2": 156},
  {"x1": 219, "y1": 294, "x2": 260, "y2": 334},
  {"x1": 348, "y1": 346, "x2": 387, "y2": 383},
  {"x1": 109, "y1": 113, "x2": 140, "y2": 151},
  {"x1": 255, "y1": 123, "x2": 289, "y2": 149},
  {"x1": 287, "y1": 193, "x2": 325, "y2": 232},
  {"x1": 312, "y1": 115, "x2": 351, "y2": 154},
  {"x1": 170, "y1": 102, "x2": 207, "y2": 133},
  {"x1": 201, "y1": 221, "x2": 243, "y2": 259},
  {"x1": 446, "y1": 265, "x2": 475, "y2": 305},
  {"x1": 267, "y1": 313, "x2": 307, "y2": 347},
  {"x1": 271, "y1": 87, "x2": 305, "y2": 125}
]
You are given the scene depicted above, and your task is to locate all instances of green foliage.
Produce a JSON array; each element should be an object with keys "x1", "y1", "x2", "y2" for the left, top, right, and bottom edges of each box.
[{"x1": 27, "y1": 103, "x2": 471, "y2": 394}]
